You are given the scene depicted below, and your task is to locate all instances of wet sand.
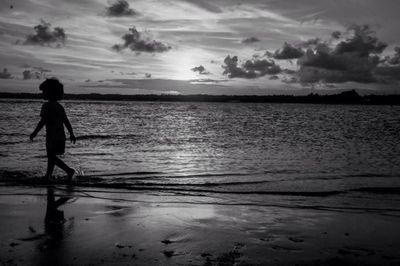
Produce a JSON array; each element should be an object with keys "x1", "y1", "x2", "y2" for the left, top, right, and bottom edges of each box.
[{"x1": 0, "y1": 186, "x2": 399, "y2": 266}]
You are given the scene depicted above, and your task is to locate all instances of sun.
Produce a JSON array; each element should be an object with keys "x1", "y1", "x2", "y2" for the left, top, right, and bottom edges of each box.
[{"x1": 165, "y1": 48, "x2": 212, "y2": 80}]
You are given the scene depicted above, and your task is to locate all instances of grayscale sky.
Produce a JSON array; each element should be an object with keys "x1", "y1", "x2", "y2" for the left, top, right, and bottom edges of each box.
[{"x1": 1, "y1": 0, "x2": 400, "y2": 95}]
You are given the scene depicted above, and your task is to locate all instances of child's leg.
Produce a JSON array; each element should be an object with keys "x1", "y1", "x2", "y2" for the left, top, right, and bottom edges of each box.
[
  {"x1": 46, "y1": 141, "x2": 72, "y2": 178},
  {"x1": 45, "y1": 153, "x2": 56, "y2": 178},
  {"x1": 54, "y1": 156, "x2": 73, "y2": 174}
]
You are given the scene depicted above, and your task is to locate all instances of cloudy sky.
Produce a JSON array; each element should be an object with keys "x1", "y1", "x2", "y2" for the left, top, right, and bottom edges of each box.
[{"x1": 1, "y1": 0, "x2": 400, "y2": 95}]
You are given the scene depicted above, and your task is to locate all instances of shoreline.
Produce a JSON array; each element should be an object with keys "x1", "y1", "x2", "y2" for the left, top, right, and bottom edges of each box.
[
  {"x1": 0, "y1": 186, "x2": 399, "y2": 265},
  {"x1": 1, "y1": 91, "x2": 400, "y2": 105}
]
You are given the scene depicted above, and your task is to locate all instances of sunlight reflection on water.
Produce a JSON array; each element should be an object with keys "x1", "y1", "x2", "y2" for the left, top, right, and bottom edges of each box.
[{"x1": 1, "y1": 99, "x2": 400, "y2": 194}]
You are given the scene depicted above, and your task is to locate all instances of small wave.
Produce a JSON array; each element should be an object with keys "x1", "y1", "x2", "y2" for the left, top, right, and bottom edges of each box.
[
  {"x1": 0, "y1": 132, "x2": 28, "y2": 137},
  {"x1": 346, "y1": 173, "x2": 400, "y2": 178},
  {"x1": 0, "y1": 141, "x2": 24, "y2": 145},
  {"x1": 87, "y1": 171, "x2": 164, "y2": 177},
  {"x1": 268, "y1": 173, "x2": 400, "y2": 183},
  {"x1": 263, "y1": 169, "x2": 300, "y2": 174},
  {"x1": 107, "y1": 179, "x2": 272, "y2": 187},
  {"x1": 2, "y1": 170, "x2": 400, "y2": 197},
  {"x1": 0, "y1": 177, "x2": 343, "y2": 197},
  {"x1": 351, "y1": 187, "x2": 400, "y2": 194},
  {"x1": 83, "y1": 171, "x2": 250, "y2": 179},
  {"x1": 34, "y1": 155, "x2": 48, "y2": 159},
  {"x1": 70, "y1": 152, "x2": 113, "y2": 156},
  {"x1": 108, "y1": 186, "x2": 345, "y2": 197},
  {"x1": 153, "y1": 172, "x2": 252, "y2": 179},
  {"x1": 0, "y1": 170, "x2": 32, "y2": 180},
  {"x1": 76, "y1": 134, "x2": 139, "y2": 140},
  {"x1": 76, "y1": 135, "x2": 114, "y2": 140}
]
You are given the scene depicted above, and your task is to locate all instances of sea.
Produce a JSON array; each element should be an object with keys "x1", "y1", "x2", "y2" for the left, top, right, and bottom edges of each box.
[{"x1": 1, "y1": 99, "x2": 400, "y2": 212}]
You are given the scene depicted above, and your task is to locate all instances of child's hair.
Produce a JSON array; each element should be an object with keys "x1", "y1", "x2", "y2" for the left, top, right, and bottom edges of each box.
[{"x1": 39, "y1": 78, "x2": 64, "y2": 101}]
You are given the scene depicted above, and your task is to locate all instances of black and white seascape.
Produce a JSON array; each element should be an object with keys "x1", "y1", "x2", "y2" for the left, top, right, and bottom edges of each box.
[{"x1": 1, "y1": 1, "x2": 400, "y2": 265}]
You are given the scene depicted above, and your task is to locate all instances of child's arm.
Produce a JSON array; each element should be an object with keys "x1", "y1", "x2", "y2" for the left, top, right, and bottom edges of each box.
[
  {"x1": 64, "y1": 116, "x2": 76, "y2": 144},
  {"x1": 30, "y1": 118, "x2": 45, "y2": 141}
]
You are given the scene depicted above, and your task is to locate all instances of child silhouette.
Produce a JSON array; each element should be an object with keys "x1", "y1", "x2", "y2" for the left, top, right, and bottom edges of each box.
[{"x1": 30, "y1": 78, "x2": 77, "y2": 182}]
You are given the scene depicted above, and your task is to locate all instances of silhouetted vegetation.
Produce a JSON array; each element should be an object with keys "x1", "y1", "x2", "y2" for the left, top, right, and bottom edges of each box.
[{"x1": 1, "y1": 90, "x2": 399, "y2": 105}]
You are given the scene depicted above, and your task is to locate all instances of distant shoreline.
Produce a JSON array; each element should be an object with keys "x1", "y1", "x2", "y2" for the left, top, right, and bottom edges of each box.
[{"x1": 1, "y1": 90, "x2": 399, "y2": 105}]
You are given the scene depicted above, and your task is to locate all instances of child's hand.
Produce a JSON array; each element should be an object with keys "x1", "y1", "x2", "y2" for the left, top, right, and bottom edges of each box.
[
  {"x1": 70, "y1": 134, "x2": 76, "y2": 144},
  {"x1": 29, "y1": 132, "x2": 36, "y2": 141}
]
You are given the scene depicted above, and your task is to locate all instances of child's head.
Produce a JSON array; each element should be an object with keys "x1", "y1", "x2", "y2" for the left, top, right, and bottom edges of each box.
[{"x1": 39, "y1": 78, "x2": 64, "y2": 101}]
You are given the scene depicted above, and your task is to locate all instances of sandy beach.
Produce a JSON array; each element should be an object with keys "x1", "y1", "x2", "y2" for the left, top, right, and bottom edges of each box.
[{"x1": 0, "y1": 185, "x2": 399, "y2": 266}]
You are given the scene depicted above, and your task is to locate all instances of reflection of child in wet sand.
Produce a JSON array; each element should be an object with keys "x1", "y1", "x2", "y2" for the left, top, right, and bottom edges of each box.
[
  {"x1": 30, "y1": 78, "x2": 77, "y2": 182},
  {"x1": 45, "y1": 186, "x2": 71, "y2": 225}
]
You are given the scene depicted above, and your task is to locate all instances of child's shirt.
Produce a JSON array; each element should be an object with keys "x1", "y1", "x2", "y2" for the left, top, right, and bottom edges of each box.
[{"x1": 40, "y1": 101, "x2": 67, "y2": 142}]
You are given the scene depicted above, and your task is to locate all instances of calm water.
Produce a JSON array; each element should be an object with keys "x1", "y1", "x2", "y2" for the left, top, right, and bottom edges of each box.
[{"x1": 1, "y1": 99, "x2": 400, "y2": 209}]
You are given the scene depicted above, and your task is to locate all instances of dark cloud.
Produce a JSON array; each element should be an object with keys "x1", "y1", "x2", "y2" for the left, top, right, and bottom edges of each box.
[
  {"x1": 242, "y1": 37, "x2": 260, "y2": 44},
  {"x1": 222, "y1": 55, "x2": 281, "y2": 79},
  {"x1": 23, "y1": 70, "x2": 32, "y2": 80},
  {"x1": 145, "y1": 73, "x2": 151, "y2": 78},
  {"x1": 22, "y1": 20, "x2": 66, "y2": 47},
  {"x1": 334, "y1": 25, "x2": 387, "y2": 57},
  {"x1": 273, "y1": 42, "x2": 304, "y2": 59},
  {"x1": 106, "y1": 0, "x2": 137, "y2": 17},
  {"x1": 331, "y1": 31, "x2": 341, "y2": 39},
  {"x1": 298, "y1": 51, "x2": 378, "y2": 83},
  {"x1": 22, "y1": 70, "x2": 47, "y2": 80},
  {"x1": 0, "y1": 68, "x2": 12, "y2": 79},
  {"x1": 298, "y1": 65, "x2": 375, "y2": 84},
  {"x1": 243, "y1": 58, "x2": 281, "y2": 75},
  {"x1": 256, "y1": 24, "x2": 396, "y2": 85},
  {"x1": 386, "y1": 46, "x2": 400, "y2": 65},
  {"x1": 222, "y1": 56, "x2": 256, "y2": 79},
  {"x1": 191, "y1": 65, "x2": 210, "y2": 75},
  {"x1": 296, "y1": 24, "x2": 388, "y2": 84},
  {"x1": 112, "y1": 27, "x2": 171, "y2": 53},
  {"x1": 21, "y1": 65, "x2": 51, "y2": 80}
]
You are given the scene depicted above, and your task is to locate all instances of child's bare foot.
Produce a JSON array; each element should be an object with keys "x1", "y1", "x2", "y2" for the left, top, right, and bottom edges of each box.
[{"x1": 67, "y1": 168, "x2": 77, "y2": 183}]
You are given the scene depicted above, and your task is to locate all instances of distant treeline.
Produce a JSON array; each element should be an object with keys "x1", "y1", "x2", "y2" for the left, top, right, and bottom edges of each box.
[{"x1": 1, "y1": 90, "x2": 399, "y2": 105}]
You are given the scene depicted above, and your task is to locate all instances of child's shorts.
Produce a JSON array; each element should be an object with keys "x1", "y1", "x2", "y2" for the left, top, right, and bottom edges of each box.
[{"x1": 46, "y1": 140, "x2": 66, "y2": 155}]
